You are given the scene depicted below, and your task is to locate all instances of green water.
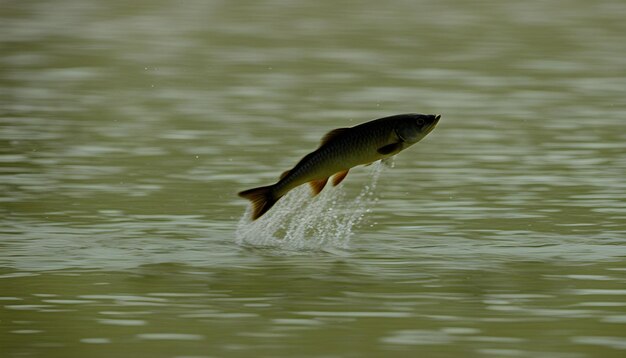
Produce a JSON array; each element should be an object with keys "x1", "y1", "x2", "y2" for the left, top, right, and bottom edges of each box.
[{"x1": 1, "y1": 0, "x2": 625, "y2": 357}]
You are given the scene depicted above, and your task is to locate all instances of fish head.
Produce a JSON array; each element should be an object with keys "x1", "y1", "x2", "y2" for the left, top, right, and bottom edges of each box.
[{"x1": 394, "y1": 113, "x2": 441, "y2": 143}]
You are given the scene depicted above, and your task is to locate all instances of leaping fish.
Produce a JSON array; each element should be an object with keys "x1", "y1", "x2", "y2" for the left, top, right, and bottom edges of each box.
[{"x1": 239, "y1": 113, "x2": 441, "y2": 220}]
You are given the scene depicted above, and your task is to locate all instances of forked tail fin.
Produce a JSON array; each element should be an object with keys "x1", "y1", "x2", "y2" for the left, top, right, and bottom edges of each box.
[{"x1": 238, "y1": 185, "x2": 279, "y2": 220}]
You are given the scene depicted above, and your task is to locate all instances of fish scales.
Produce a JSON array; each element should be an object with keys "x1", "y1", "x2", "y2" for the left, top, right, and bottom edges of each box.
[{"x1": 238, "y1": 113, "x2": 441, "y2": 220}]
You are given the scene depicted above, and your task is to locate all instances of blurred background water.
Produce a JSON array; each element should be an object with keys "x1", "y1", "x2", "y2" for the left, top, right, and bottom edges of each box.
[{"x1": 1, "y1": 0, "x2": 625, "y2": 357}]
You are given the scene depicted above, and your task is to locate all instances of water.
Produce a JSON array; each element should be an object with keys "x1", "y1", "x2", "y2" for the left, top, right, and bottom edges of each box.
[
  {"x1": 236, "y1": 161, "x2": 385, "y2": 250},
  {"x1": 1, "y1": 0, "x2": 626, "y2": 357}
]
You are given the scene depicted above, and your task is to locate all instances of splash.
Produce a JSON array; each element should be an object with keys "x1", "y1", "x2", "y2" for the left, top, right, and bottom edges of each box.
[{"x1": 235, "y1": 161, "x2": 387, "y2": 250}]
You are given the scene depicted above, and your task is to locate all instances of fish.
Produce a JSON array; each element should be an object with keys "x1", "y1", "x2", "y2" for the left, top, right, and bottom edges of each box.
[{"x1": 238, "y1": 113, "x2": 441, "y2": 220}]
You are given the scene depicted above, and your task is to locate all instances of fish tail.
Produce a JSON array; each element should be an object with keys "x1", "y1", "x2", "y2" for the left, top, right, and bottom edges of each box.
[{"x1": 238, "y1": 185, "x2": 279, "y2": 220}]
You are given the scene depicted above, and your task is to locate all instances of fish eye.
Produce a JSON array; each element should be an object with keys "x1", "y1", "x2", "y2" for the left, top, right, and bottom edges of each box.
[{"x1": 416, "y1": 118, "x2": 424, "y2": 126}]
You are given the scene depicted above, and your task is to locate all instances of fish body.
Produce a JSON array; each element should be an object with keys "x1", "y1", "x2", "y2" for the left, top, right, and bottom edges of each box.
[{"x1": 239, "y1": 113, "x2": 441, "y2": 220}]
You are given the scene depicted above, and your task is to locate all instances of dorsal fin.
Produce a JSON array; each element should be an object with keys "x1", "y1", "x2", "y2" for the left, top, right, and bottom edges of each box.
[
  {"x1": 279, "y1": 169, "x2": 291, "y2": 180},
  {"x1": 320, "y1": 127, "x2": 350, "y2": 147}
]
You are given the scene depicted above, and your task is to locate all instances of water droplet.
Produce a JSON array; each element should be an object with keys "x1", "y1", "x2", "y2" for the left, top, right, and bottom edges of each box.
[{"x1": 235, "y1": 162, "x2": 386, "y2": 250}]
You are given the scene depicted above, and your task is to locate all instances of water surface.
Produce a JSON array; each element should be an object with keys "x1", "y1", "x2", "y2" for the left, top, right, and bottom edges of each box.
[{"x1": 1, "y1": 0, "x2": 625, "y2": 357}]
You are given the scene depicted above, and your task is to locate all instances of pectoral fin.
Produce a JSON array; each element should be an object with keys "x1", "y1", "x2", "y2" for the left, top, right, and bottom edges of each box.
[
  {"x1": 309, "y1": 177, "x2": 329, "y2": 196},
  {"x1": 377, "y1": 142, "x2": 403, "y2": 155},
  {"x1": 332, "y1": 169, "x2": 349, "y2": 186}
]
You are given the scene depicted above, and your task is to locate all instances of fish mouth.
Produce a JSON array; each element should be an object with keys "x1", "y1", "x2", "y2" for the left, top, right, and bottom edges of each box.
[
  {"x1": 424, "y1": 114, "x2": 441, "y2": 134},
  {"x1": 432, "y1": 114, "x2": 441, "y2": 126}
]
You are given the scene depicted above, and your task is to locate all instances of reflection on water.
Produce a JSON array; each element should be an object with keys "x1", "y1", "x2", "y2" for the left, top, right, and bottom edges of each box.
[{"x1": 1, "y1": 0, "x2": 626, "y2": 357}]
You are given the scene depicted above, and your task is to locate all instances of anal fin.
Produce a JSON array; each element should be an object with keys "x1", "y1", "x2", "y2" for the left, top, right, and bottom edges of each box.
[
  {"x1": 309, "y1": 177, "x2": 329, "y2": 196},
  {"x1": 332, "y1": 169, "x2": 349, "y2": 186}
]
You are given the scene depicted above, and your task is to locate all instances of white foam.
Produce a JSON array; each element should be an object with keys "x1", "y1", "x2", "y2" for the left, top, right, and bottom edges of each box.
[{"x1": 235, "y1": 161, "x2": 386, "y2": 250}]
